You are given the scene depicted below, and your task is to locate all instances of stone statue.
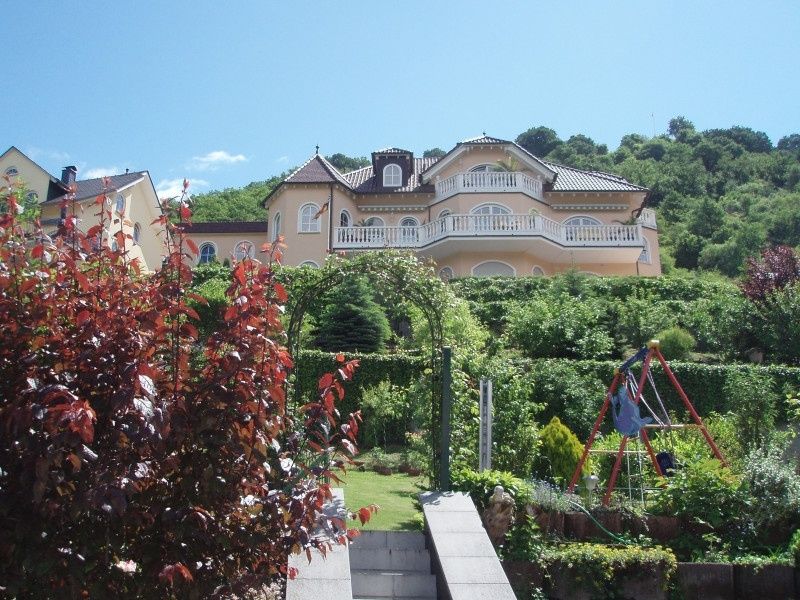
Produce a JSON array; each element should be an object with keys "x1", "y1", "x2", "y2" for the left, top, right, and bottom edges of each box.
[{"x1": 482, "y1": 485, "x2": 515, "y2": 546}]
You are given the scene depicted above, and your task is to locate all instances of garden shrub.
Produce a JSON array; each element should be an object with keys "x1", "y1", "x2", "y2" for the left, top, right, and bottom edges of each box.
[
  {"x1": 504, "y1": 294, "x2": 614, "y2": 359},
  {"x1": 0, "y1": 184, "x2": 365, "y2": 597},
  {"x1": 529, "y1": 360, "x2": 606, "y2": 439},
  {"x1": 450, "y1": 468, "x2": 531, "y2": 512},
  {"x1": 188, "y1": 276, "x2": 230, "y2": 339},
  {"x1": 651, "y1": 458, "x2": 748, "y2": 528},
  {"x1": 541, "y1": 543, "x2": 677, "y2": 598},
  {"x1": 358, "y1": 380, "x2": 414, "y2": 448},
  {"x1": 655, "y1": 326, "x2": 696, "y2": 360},
  {"x1": 741, "y1": 444, "x2": 800, "y2": 529},
  {"x1": 724, "y1": 370, "x2": 778, "y2": 450},
  {"x1": 313, "y1": 275, "x2": 391, "y2": 353},
  {"x1": 790, "y1": 529, "x2": 800, "y2": 567},
  {"x1": 536, "y1": 417, "x2": 586, "y2": 486}
]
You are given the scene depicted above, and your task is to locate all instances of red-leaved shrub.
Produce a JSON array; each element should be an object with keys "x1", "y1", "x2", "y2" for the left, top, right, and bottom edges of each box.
[{"x1": 0, "y1": 177, "x2": 365, "y2": 598}]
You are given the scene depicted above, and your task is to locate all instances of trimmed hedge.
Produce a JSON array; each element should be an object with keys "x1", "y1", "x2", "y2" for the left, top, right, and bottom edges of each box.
[
  {"x1": 532, "y1": 358, "x2": 800, "y2": 421},
  {"x1": 293, "y1": 349, "x2": 426, "y2": 418}
]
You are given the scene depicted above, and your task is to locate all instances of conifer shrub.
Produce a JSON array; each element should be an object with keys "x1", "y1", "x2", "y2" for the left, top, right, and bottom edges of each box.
[
  {"x1": 536, "y1": 417, "x2": 586, "y2": 486},
  {"x1": 656, "y1": 326, "x2": 696, "y2": 360},
  {"x1": 313, "y1": 276, "x2": 391, "y2": 353}
]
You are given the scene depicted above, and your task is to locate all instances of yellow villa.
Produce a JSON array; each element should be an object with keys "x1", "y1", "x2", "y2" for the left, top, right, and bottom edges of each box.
[
  {"x1": 0, "y1": 146, "x2": 166, "y2": 272},
  {"x1": 255, "y1": 135, "x2": 660, "y2": 277}
]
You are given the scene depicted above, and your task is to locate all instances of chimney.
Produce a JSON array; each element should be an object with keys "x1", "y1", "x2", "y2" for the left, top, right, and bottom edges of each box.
[{"x1": 61, "y1": 166, "x2": 77, "y2": 185}]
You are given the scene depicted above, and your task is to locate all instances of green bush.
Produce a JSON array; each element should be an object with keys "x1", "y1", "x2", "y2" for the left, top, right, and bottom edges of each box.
[
  {"x1": 651, "y1": 458, "x2": 748, "y2": 527},
  {"x1": 504, "y1": 295, "x2": 613, "y2": 359},
  {"x1": 724, "y1": 370, "x2": 778, "y2": 449},
  {"x1": 541, "y1": 543, "x2": 677, "y2": 598},
  {"x1": 359, "y1": 380, "x2": 414, "y2": 448},
  {"x1": 656, "y1": 326, "x2": 696, "y2": 360},
  {"x1": 188, "y1": 276, "x2": 230, "y2": 339},
  {"x1": 313, "y1": 276, "x2": 391, "y2": 353},
  {"x1": 450, "y1": 468, "x2": 531, "y2": 512},
  {"x1": 790, "y1": 529, "x2": 800, "y2": 567},
  {"x1": 742, "y1": 444, "x2": 800, "y2": 529},
  {"x1": 536, "y1": 417, "x2": 586, "y2": 486}
]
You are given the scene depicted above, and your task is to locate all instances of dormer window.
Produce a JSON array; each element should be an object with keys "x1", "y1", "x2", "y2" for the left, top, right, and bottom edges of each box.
[{"x1": 383, "y1": 163, "x2": 402, "y2": 187}]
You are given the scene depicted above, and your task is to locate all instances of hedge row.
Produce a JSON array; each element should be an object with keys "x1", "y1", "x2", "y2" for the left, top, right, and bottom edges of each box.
[
  {"x1": 293, "y1": 349, "x2": 426, "y2": 416},
  {"x1": 535, "y1": 358, "x2": 800, "y2": 419}
]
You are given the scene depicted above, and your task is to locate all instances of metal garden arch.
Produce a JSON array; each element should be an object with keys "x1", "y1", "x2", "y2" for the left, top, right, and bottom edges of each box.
[{"x1": 285, "y1": 252, "x2": 451, "y2": 488}]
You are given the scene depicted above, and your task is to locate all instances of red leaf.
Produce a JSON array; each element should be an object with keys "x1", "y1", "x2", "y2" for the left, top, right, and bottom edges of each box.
[
  {"x1": 185, "y1": 237, "x2": 199, "y2": 255},
  {"x1": 318, "y1": 373, "x2": 333, "y2": 390},
  {"x1": 158, "y1": 562, "x2": 193, "y2": 586},
  {"x1": 31, "y1": 244, "x2": 44, "y2": 259},
  {"x1": 224, "y1": 305, "x2": 238, "y2": 321},
  {"x1": 357, "y1": 507, "x2": 371, "y2": 525},
  {"x1": 180, "y1": 204, "x2": 191, "y2": 220},
  {"x1": 233, "y1": 263, "x2": 247, "y2": 286},
  {"x1": 335, "y1": 353, "x2": 345, "y2": 363}
]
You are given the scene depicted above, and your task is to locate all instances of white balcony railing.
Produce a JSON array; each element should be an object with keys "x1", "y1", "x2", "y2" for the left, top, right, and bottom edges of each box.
[
  {"x1": 333, "y1": 214, "x2": 642, "y2": 250},
  {"x1": 637, "y1": 208, "x2": 657, "y2": 229},
  {"x1": 434, "y1": 171, "x2": 544, "y2": 201}
]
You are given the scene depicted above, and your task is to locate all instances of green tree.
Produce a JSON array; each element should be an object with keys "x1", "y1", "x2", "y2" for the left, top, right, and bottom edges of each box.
[
  {"x1": 536, "y1": 417, "x2": 586, "y2": 485},
  {"x1": 515, "y1": 126, "x2": 562, "y2": 157},
  {"x1": 325, "y1": 153, "x2": 370, "y2": 173},
  {"x1": 191, "y1": 178, "x2": 280, "y2": 221},
  {"x1": 313, "y1": 276, "x2": 391, "y2": 353},
  {"x1": 422, "y1": 147, "x2": 446, "y2": 158}
]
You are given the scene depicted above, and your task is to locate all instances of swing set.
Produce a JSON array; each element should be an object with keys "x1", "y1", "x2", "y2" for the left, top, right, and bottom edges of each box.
[{"x1": 567, "y1": 340, "x2": 727, "y2": 506}]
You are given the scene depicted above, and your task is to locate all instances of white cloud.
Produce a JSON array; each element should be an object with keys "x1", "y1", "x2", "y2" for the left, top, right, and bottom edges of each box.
[
  {"x1": 156, "y1": 178, "x2": 209, "y2": 200},
  {"x1": 276, "y1": 155, "x2": 289, "y2": 163},
  {"x1": 187, "y1": 150, "x2": 247, "y2": 171},
  {"x1": 84, "y1": 166, "x2": 122, "y2": 179}
]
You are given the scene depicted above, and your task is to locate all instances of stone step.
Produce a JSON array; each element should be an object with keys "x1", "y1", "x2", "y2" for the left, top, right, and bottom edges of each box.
[
  {"x1": 350, "y1": 530, "x2": 427, "y2": 550},
  {"x1": 349, "y1": 547, "x2": 432, "y2": 572},
  {"x1": 351, "y1": 570, "x2": 437, "y2": 599}
]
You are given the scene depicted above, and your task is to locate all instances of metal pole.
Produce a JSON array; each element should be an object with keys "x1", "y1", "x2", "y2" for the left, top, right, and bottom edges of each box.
[{"x1": 440, "y1": 346, "x2": 452, "y2": 491}]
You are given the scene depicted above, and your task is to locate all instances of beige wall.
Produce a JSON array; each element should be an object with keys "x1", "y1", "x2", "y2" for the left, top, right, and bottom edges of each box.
[
  {"x1": 428, "y1": 147, "x2": 543, "y2": 181},
  {"x1": 185, "y1": 232, "x2": 272, "y2": 266},
  {"x1": 0, "y1": 148, "x2": 57, "y2": 205},
  {"x1": 265, "y1": 173, "x2": 661, "y2": 276}
]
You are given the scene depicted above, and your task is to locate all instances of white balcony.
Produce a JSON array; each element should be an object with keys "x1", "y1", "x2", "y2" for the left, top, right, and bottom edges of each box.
[
  {"x1": 434, "y1": 171, "x2": 544, "y2": 201},
  {"x1": 637, "y1": 208, "x2": 657, "y2": 229},
  {"x1": 333, "y1": 213, "x2": 643, "y2": 251}
]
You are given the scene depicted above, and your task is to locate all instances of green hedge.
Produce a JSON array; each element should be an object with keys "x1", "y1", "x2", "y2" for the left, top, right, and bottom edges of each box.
[
  {"x1": 293, "y1": 349, "x2": 426, "y2": 417},
  {"x1": 532, "y1": 358, "x2": 800, "y2": 421}
]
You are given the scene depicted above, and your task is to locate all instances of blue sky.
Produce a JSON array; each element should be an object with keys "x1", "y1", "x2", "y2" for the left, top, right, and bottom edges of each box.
[{"x1": 3, "y1": 1, "x2": 798, "y2": 199}]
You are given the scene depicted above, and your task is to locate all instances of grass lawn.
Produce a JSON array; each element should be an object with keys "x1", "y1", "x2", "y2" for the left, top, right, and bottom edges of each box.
[{"x1": 338, "y1": 469, "x2": 427, "y2": 531}]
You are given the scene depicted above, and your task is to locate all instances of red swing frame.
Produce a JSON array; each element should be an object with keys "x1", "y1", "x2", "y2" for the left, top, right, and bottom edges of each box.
[{"x1": 567, "y1": 340, "x2": 727, "y2": 505}]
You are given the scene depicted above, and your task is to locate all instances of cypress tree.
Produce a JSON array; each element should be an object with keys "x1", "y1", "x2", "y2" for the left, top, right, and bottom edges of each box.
[{"x1": 313, "y1": 276, "x2": 391, "y2": 353}]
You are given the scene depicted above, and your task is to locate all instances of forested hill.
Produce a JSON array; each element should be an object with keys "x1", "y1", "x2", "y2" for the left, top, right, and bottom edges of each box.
[{"x1": 190, "y1": 118, "x2": 800, "y2": 277}]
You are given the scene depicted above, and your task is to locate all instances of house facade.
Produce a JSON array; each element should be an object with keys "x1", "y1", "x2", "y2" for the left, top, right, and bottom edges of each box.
[
  {"x1": 262, "y1": 136, "x2": 660, "y2": 277},
  {"x1": 1, "y1": 146, "x2": 166, "y2": 272}
]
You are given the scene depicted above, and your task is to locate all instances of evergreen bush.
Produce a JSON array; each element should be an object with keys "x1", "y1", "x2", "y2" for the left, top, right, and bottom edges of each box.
[
  {"x1": 536, "y1": 417, "x2": 586, "y2": 486},
  {"x1": 656, "y1": 326, "x2": 696, "y2": 360}
]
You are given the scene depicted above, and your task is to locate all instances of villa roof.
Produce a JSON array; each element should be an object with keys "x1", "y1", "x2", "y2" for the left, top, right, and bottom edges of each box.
[
  {"x1": 283, "y1": 154, "x2": 352, "y2": 188},
  {"x1": 373, "y1": 147, "x2": 412, "y2": 154},
  {"x1": 42, "y1": 171, "x2": 147, "y2": 203},
  {"x1": 459, "y1": 135, "x2": 511, "y2": 145},
  {"x1": 542, "y1": 161, "x2": 648, "y2": 192},
  {"x1": 343, "y1": 157, "x2": 439, "y2": 193},
  {"x1": 183, "y1": 221, "x2": 269, "y2": 234}
]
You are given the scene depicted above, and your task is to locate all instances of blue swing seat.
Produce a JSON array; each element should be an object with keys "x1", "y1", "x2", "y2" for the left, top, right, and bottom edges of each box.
[{"x1": 611, "y1": 386, "x2": 653, "y2": 438}]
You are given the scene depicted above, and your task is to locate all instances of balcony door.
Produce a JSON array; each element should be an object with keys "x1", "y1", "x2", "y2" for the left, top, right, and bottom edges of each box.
[{"x1": 471, "y1": 203, "x2": 510, "y2": 232}]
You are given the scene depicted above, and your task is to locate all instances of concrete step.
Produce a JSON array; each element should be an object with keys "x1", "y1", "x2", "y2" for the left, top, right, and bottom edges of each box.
[
  {"x1": 351, "y1": 530, "x2": 427, "y2": 551},
  {"x1": 351, "y1": 570, "x2": 437, "y2": 599},
  {"x1": 349, "y1": 547, "x2": 432, "y2": 572}
]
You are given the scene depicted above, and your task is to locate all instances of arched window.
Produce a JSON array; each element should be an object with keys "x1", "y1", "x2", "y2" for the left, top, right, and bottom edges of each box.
[
  {"x1": 272, "y1": 212, "x2": 282, "y2": 241},
  {"x1": 472, "y1": 260, "x2": 516, "y2": 277},
  {"x1": 363, "y1": 216, "x2": 385, "y2": 243},
  {"x1": 340, "y1": 209, "x2": 351, "y2": 228},
  {"x1": 4, "y1": 166, "x2": 19, "y2": 177},
  {"x1": 300, "y1": 260, "x2": 319, "y2": 268},
  {"x1": 439, "y1": 266, "x2": 454, "y2": 281},
  {"x1": 469, "y1": 164, "x2": 494, "y2": 172},
  {"x1": 25, "y1": 191, "x2": 38, "y2": 203},
  {"x1": 471, "y1": 203, "x2": 510, "y2": 215},
  {"x1": 133, "y1": 222, "x2": 141, "y2": 245},
  {"x1": 234, "y1": 240, "x2": 255, "y2": 261},
  {"x1": 563, "y1": 215, "x2": 601, "y2": 226},
  {"x1": 115, "y1": 194, "x2": 125, "y2": 215},
  {"x1": 298, "y1": 203, "x2": 321, "y2": 233},
  {"x1": 563, "y1": 215, "x2": 602, "y2": 242},
  {"x1": 532, "y1": 266, "x2": 545, "y2": 276},
  {"x1": 364, "y1": 216, "x2": 384, "y2": 227},
  {"x1": 438, "y1": 208, "x2": 452, "y2": 219},
  {"x1": 639, "y1": 237, "x2": 652, "y2": 264},
  {"x1": 399, "y1": 216, "x2": 419, "y2": 245},
  {"x1": 383, "y1": 163, "x2": 401, "y2": 187},
  {"x1": 198, "y1": 242, "x2": 217, "y2": 264}
]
